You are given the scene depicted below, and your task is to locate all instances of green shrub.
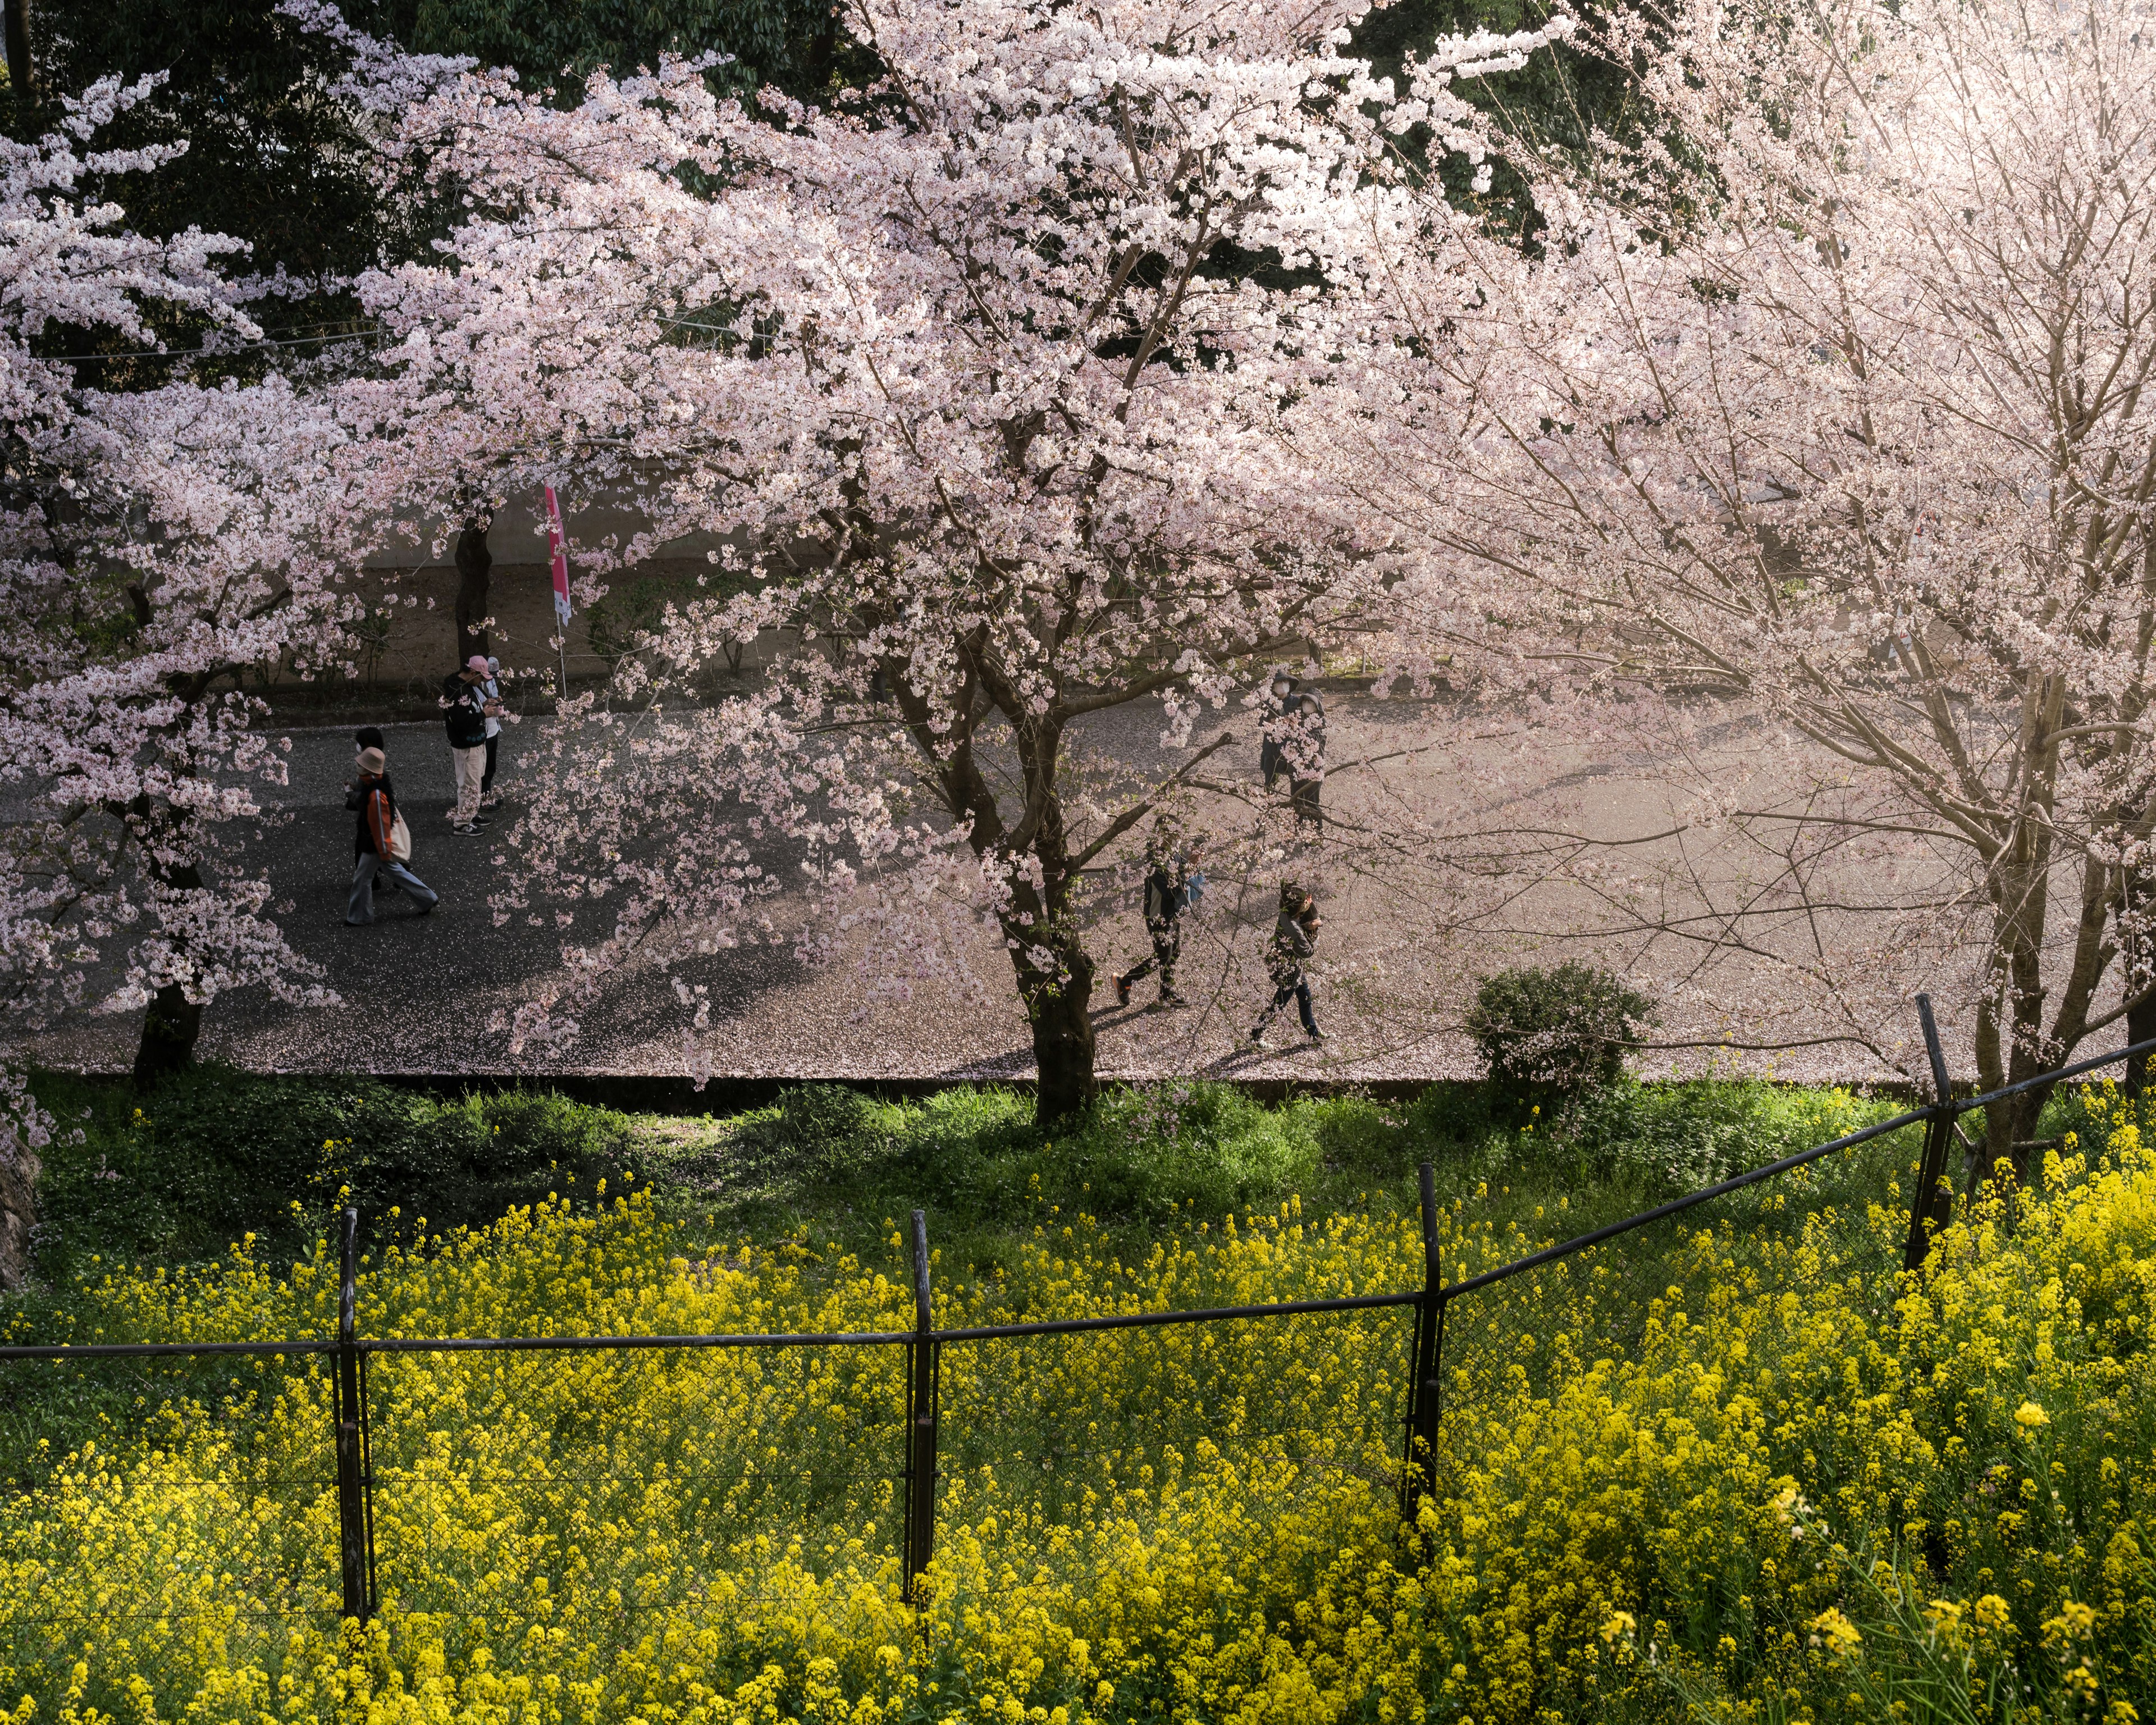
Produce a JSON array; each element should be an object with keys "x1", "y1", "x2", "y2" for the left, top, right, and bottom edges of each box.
[
  {"x1": 30, "y1": 1068, "x2": 651, "y2": 1279},
  {"x1": 1464, "y1": 961, "x2": 1655, "y2": 1094},
  {"x1": 712, "y1": 1081, "x2": 1322, "y2": 1237},
  {"x1": 1061, "y1": 1081, "x2": 1321, "y2": 1219},
  {"x1": 1566, "y1": 1077, "x2": 1880, "y2": 1192}
]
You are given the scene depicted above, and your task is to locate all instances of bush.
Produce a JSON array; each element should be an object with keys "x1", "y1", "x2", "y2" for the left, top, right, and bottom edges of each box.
[
  {"x1": 1464, "y1": 961, "x2": 1655, "y2": 1094},
  {"x1": 1565, "y1": 1078, "x2": 1876, "y2": 1191},
  {"x1": 1060, "y1": 1080, "x2": 1321, "y2": 1219}
]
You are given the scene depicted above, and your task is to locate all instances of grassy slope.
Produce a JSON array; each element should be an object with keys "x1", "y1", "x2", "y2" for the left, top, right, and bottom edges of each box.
[{"x1": 22, "y1": 1065, "x2": 1936, "y2": 1304}]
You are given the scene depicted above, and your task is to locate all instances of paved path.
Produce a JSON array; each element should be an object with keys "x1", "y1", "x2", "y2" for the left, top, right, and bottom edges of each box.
[{"x1": 19, "y1": 697, "x2": 2017, "y2": 1088}]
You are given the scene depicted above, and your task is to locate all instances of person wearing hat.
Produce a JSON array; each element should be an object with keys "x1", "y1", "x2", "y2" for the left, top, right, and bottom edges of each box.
[
  {"x1": 345, "y1": 727, "x2": 401, "y2": 900},
  {"x1": 440, "y1": 655, "x2": 497, "y2": 834},
  {"x1": 346, "y1": 746, "x2": 438, "y2": 924}
]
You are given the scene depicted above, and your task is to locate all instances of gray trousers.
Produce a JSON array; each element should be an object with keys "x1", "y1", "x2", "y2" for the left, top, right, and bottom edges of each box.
[{"x1": 347, "y1": 852, "x2": 438, "y2": 924}]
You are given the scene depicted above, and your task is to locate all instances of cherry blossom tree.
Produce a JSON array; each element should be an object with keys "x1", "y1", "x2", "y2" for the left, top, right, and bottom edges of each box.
[
  {"x1": 0, "y1": 74, "x2": 391, "y2": 1098},
  {"x1": 360, "y1": 0, "x2": 1566, "y2": 1117},
  {"x1": 1322, "y1": 0, "x2": 2156, "y2": 1174}
]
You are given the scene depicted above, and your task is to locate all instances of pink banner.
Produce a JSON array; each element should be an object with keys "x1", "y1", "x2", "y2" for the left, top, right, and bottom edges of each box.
[{"x1": 544, "y1": 485, "x2": 572, "y2": 627}]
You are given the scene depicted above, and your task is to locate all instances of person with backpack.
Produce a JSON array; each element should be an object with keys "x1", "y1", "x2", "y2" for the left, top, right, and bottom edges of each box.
[
  {"x1": 1112, "y1": 818, "x2": 1203, "y2": 1010},
  {"x1": 1250, "y1": 882, "x2": 1325, "y2": 1044},
  {"x1": 346, "y1": 746, "x2": 438, "y2": 924},
  {"x1": 440, "y1": 656, "x2": 496, "y2": 834}
]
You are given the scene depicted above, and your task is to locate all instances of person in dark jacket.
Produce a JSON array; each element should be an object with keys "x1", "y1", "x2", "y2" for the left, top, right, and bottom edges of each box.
[
  {"x1": 1284, "y1": 686, "x2": 1326, "y2": 832},
  {"x1": 346, "y1": 727, "x2": 399, "y2": 897},
  {"x1": 346, "y1": 747, "x2": 438, "y2": 924},
  {"x1": 1260, "y1": 670, "x2": 1296, "y2": 791},
  {"x1": 1250, "y1": 882, "x2": 1324, "y2": 1044},
  {"x1": 1112, "y1": 819, "x2": 1203, "y2": 1010},
  {"x1": 441, "y1": 656, "x2": 495, "y2": 834}
]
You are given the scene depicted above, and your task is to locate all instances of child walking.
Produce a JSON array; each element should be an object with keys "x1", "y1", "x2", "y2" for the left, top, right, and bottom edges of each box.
[{"x1": 1250, "y1": 882, "x2": 1325, "y2": 1044}]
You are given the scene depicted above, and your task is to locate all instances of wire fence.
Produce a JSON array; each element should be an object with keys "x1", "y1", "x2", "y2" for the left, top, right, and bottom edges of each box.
[{"x1": 3, "y1": 994, "x2": 2148, "y2": 1716}]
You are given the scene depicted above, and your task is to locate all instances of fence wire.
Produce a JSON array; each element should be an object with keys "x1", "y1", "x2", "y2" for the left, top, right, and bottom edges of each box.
[
  {"x1": 1429, "y1": 1117, "x2": 1924, "y2": 1493},
  {"x1": 935, "y1": 1302, "x2": 1414, "y2": 1580},
  {"x1": 0, "y1": 1350, "x2": 340, "y2": 1718},
  {"x1": 367, "y1": 1340, "x2": 910, "y2": 1637}
]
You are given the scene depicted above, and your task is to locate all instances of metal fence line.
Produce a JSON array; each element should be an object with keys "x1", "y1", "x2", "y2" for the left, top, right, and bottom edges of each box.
[{"x1": 12, "y1": 998, "x2": 2149, "y2": 1636}]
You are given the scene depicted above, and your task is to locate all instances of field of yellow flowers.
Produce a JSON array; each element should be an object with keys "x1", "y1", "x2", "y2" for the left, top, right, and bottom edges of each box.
[{"x1": 3, "y1": 1090, "x2": 2153, "y2": 1723}]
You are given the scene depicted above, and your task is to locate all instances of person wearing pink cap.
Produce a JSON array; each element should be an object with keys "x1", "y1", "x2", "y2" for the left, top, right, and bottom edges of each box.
[{"x1": 440, "y1": 655, "x2": 497, "y2": 834}]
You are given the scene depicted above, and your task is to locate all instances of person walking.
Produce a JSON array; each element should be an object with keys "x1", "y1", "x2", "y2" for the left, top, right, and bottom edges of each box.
[
  {"x1": 481, "y1": 656, "x2": 506, "y2": 809},
  {"x1": 346, "y1": 727, "x2": 400, "y2": 898},
  {"x1": 1284, "y1": 684, "x2": 1326, "y2": 832},
  {"x1": 1260, "y1": 670, "x2": 1296, "y2": 792},
  {"x1": 1250, "y1": 882, "x2": 1325, "y2": 1044},
  {"x1": 346, "y1": 746, "x2": 438, "y2": 924},
  {"x1": 1112, "y1": 819, "x2": 1203, "y2": 1010},
  {"x1": 441, "y1": 656, "x2": 495, "y2": 834}
]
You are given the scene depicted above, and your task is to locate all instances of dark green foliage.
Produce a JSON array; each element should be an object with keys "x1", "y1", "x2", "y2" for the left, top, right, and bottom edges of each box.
[
  {"x1": 1353, "y1": 0, "x2": 1641, "y2": 238},
  {"x1": 388, "y1": 0, "x2": 857, "y2": 99},
  {"x1": 24, "y1": 0, "x2": 864, "y2": 376},
  {"x1": 28, "y1": 1, "x2": 419, "y2": 363},
  {"x1": 29, "y1": 1066, "x2": 650, "y2": 1281},
  {"x1": 1464, "y1": 961, "x2": 1656, "y2": 1094},
  {"x1": 1565, "y1": 1078, "x2": 1884, "y2": 1191},
  {"x1": 711, "y1": 1081, "x2": 1318, "y2": 1249}
]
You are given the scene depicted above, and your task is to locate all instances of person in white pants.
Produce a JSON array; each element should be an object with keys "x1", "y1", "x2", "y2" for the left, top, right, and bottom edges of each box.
[{"x1": 441, "y1": 655, "x2": 494, "y2": 834}]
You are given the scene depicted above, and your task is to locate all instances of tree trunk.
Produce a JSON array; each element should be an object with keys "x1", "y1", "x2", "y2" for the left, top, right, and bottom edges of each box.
[
  {"x1": 454, "y1": 523, "x2": 492, "y2": 668},
  {"x1": 132, "y1": 980, "x2": 203, "y2": 1092},
  {"x1": 2128, "y1": 988, "x2": 2156, "y2": 1101},
  {"x1": 888, "y1": 639, "x2": 1103, "y2": 1124},
  {"x1": 124, "y1": 829, "x2": 211, "y2": 1090},
  {"x1": 1024, "y1": 942, "x2": 1099, "y2": 1123},
  {"x1": 4, "y1": 0, "x2": 31, "y2": 112},
  {"x1": 2123, "y1": 862, "x2": 2156, "y2": 1100}
]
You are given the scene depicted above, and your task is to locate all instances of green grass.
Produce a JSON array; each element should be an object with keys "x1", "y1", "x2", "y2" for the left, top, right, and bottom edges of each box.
[{"x1": 17, "y1": 1064, "x2": 1927, "y2": 1334}]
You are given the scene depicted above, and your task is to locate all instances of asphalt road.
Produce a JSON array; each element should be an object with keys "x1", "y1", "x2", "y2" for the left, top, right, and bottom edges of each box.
[{"x1": 17, "y1": 697, "x2": 2023, "y2": 1087}]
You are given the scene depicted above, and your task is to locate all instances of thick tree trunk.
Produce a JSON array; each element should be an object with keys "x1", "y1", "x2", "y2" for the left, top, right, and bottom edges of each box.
[
  {"x1": 1024, "y1": 943, "x2": 1099, "y2": 1124},
  {"x1": 888, "y1": 635, "x2": 1103, "y2": 1124},
  {"x1": 4, "y1": 0, "x2": 31, "y2": 111},
  {"x1": 2123, "y1": 862, "x2": 2156, "y2": 1099},
  {"x1": 453, "y1": 523, "x2": 492, "y2": 668},
  {"x1": 132, "y1": 980, "x2": 203, "y2": 1092},
  {"x1": 124, "y1": 825, "x2": 211, "y2": 1091},
  {"x1": 2128, "y1": 989, "x2": 2156, "y2": 1101}
]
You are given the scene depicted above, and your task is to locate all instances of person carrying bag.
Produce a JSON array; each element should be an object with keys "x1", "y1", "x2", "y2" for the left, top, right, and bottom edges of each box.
[{"x1": 346, "y1": 747, "x2": 440, "y2": 925}]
